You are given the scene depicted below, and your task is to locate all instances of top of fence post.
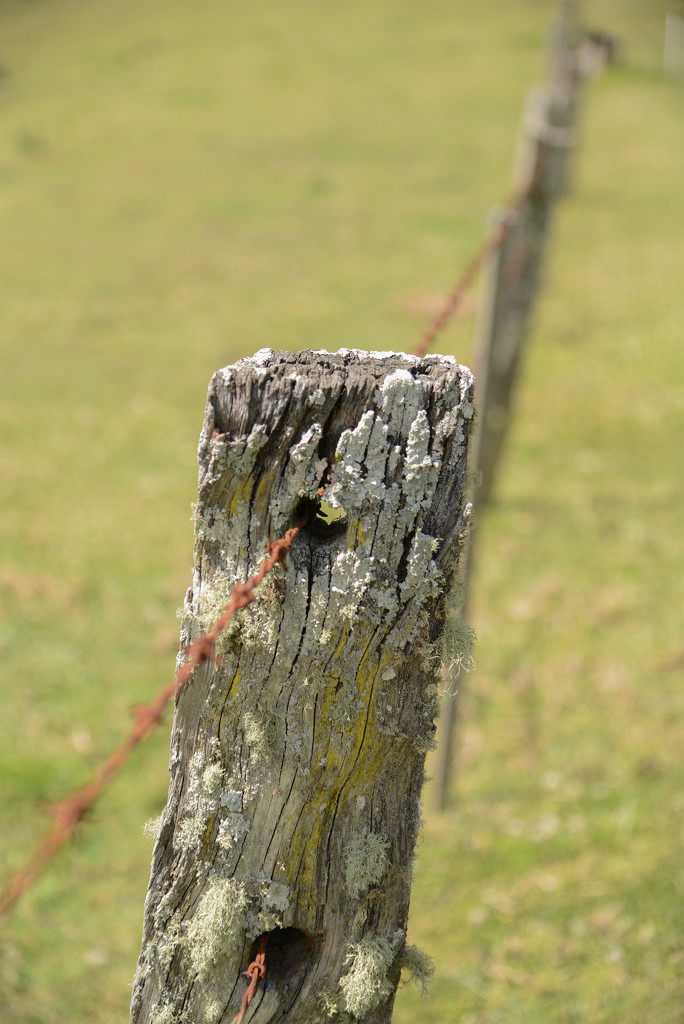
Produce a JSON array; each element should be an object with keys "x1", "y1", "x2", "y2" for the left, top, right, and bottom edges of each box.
[{"x1": 130, "y1": 348, "x2": 475, "y2": 1024}]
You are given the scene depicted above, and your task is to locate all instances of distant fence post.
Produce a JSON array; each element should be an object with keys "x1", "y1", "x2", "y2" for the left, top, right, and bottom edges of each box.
[
  {"x1": 130, "y1": 349, "x2": 474, "y2": 1024},
  {"x1": 548, "y1": 0, "x2": 583, "y2": 196},
  {"x1": 475, "y1": 32, "x2": 580, "y2": 507},
  {"x1": 664, "y1": 10, "x2": 684, "y2": 77},
  {"x1": 434, "y1": 4, "x2": 583, "y2": 809}
]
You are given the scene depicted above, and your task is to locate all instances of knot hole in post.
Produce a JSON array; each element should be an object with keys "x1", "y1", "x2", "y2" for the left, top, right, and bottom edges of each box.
[
  {"x1": 248, "y1": 927, "x2": 314, "y2": 986},
  {"x1": 296, "y1": 497, "x2": 348, "y2": 541}
]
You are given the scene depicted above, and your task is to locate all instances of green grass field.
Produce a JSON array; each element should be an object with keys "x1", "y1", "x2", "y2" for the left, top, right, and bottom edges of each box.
[{"x1": 1, "y1": 1, "x2": 682, "y2": 1021}]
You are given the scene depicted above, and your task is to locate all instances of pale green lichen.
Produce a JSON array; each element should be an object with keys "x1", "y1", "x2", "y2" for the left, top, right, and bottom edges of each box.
[
  {"x1": 204, "y1": 1001, "x2": 222, "y2": 1024},
  {"x1": 412, "y1": 730, "x2": 438, "y2": 755},
  {"x1": 317, "y1": 989, "x2": 351, "y2": 1021},
  {"x1": 232, "y1": 596, "x2": 279, "y2": 653},
  {"x1": 246, "y1": 875, "x2": 290, "y2": 936},
  {"x1": 181, "y1": 567, "x2": 235, "y2": 634},
  {"x1": 243, "y1": 708, "x2": 278, "y2": 763},
  {"x1": 397, "y1": 863, "x2": 413, "y2": 890},
  {"x1": 181, "y1": 565, "x2": 280, "y2": 657},
  {"x1": 344, "y1": 832, "x2": 391, "y2": 897},
  {"x1": 318, "y1": 989, "x2": 339, "y2": 1017},
  {"x1": 416, "y1": 599, "x2": 475, "y2": 698},
  {"x1": 175, "y1": 812, "x2": 207, "y2": 851},
  {"x1": 187, "y1": 878, "x2": 248, "y2": 977},
  {"x1": 143, "y1": 813, "x2": 163, "y2": 841},
  {"x1": 150, "y1": 1004, "x2": 178, "y2": 1024},
  {"x1": 399, "y1": 530, "x2": 443, "y2": 605},
  {"x1": 339, "y1": 936, "x2": 394, "y2": 1018},
  {"x1": 192, "y1": 502, "x2": 231, "y2": 545},
  {"x1": 147, "y1": 913, "x2": 183, "y2": 973},
  {"x1": 440, "y1": 615, "x2": 475, "y2": 697},
  {"x1": 217, "y1": 811, "x2": 249, "y2": 850},
  {"x1": 202, "y1": 762, "x2": 224, "y2": 794},
  {"x1": 399, "y1": 943, "x2": 435, "y2": 996},
  {"x1": 330, "y1": 679, "x2": 364, "y2": 730}
]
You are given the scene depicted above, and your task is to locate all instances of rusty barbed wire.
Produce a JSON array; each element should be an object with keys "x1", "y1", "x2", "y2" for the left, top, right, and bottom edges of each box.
[
  {"x1": 0, "y1": 163, "x2": 536, "y2": 917},
  {"x1": 0, "y1": 525, "x2": 303, "y2": 919},
  {"x1": 412, "y1": 159, "x2": 546, "y2": 358},
  {"x1": 234, "y1": 933, "x2": 269, "y2": 1024},
  {"x1": 0, "y1": 146, "x2": 550, "y2": 923}
]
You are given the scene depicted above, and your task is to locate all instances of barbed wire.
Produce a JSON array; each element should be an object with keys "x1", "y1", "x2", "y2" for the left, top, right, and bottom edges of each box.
[
  {"x1": 0, "y1": 526, "x2": 302, "y2": 919},
  {"x1": 0, "y1": 146, "x2": 545, "y2": 921},
  {"x1": 234, "y1": 933, "x2": 269, "y2": 1024},
  {"x1": 412, "y1": 167, "x2": 543, "y2": 358}
]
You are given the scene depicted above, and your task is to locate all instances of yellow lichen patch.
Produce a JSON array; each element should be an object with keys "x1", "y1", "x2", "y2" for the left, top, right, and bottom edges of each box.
[
  {"x1": 200, "y1": 813, "x2": 217, "y2": 857},
  {"x1": 351, "y1": 520, "x2": 365, "y2": 547},
  {"x1": 226, "y1": 477, "x2": 253, "y2": 521},
  {"x1": 252, "y1": 468, "x2": 280, "y2": 529}
]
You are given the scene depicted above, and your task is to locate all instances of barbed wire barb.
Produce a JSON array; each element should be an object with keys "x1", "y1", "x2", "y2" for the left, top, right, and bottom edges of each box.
[{"x1": 233, "y1": 933, "x2": 269, "y2": 1024}]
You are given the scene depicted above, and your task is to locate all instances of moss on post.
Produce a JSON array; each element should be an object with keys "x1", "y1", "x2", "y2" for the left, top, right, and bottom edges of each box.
[{"x1": 130, "y1": 349, "x2": 474, "y2": 1024}]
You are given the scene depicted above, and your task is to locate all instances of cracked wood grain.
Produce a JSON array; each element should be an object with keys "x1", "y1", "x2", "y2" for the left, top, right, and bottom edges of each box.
[{"x1": 130, "y1": 348, "x2": 474, "y2": 1024}]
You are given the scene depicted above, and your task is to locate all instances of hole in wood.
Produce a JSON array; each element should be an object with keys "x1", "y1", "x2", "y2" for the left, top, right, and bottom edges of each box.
[
  {"x1": 250, "y1": 927, "x2": 314, "y2": 984},
  {"x1": 297, "y1": 497, "x2": 348, "y2": 540}
]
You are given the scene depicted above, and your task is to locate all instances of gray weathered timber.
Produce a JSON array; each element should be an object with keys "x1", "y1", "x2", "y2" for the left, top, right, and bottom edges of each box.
[
  {"x1": 130, "y1": 348, "x2": 474, "y2": 1024},
  {"x1": 475, "y1": 80, "x2": 576, "y2": 508},
  {"x1": 434, "y1": 5, "x2": 583, "y2": 809}
]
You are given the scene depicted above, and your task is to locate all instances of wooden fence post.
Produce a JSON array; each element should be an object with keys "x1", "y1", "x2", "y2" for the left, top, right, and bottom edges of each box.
[
  {"x1": 130, "y1": 349, "x2": 474, "y2": 1024},
  {"x1": 434, "y1": 7, "x2": 583, "y2": 809},
  {"x1": 474, "y1": 0, "x2": 582, "y2": 508},
  {"x1": 548, "y1": 0, "x2": 582, "y2": 197},
  {"x1": 664, "y1": 10, "x2": 684, "y2": 78},
  {"x1": 474, "y1": 80, "x2": 577, "y2": 509}
]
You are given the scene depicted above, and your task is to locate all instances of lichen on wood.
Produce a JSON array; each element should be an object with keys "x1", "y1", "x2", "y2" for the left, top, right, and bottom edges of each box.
[{"x1": 130, "y1": 348, "x2": 474, "y2": 1024}]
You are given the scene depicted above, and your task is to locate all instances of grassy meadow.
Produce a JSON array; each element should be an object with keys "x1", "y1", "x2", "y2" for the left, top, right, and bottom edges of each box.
[{"x1": 1, "y1": 1, "x2": 682, "y2": 1021}]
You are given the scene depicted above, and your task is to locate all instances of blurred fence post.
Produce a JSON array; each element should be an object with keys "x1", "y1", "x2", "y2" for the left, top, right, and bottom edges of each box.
[
  {"x1": 548, "y1": 0, "x2": 583, "y2": 196},
  {"x1": 130, "y1": 349, "x2": 474, "y2": 1024},
  {"x1": 475, "y1": 23, "x2": 581, "y2": 509},
  {"x1": 434, "y1": 5, "x2": 583, "y2": 810},
  {"x1": 664, "y1": 10, "x2": 684, "y2": 77}
]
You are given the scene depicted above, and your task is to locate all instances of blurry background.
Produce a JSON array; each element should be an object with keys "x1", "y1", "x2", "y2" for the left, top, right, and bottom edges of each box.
[{"x1": 1, "y1": 1, "x2": 682, "y2": 1021}]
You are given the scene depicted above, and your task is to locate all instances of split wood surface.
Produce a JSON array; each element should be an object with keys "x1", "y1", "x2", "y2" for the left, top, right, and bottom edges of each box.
[{"x1": 130, "y1": 348, "x2": 474, "y2": 1024}]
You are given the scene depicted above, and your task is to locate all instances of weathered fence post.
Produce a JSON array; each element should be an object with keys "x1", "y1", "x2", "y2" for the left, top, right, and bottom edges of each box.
[
  {"x1": 475, "y1": 82, "x2": 577, "y2": 507},
  {"x1": 434, "y1": 6, "x2": 583, "y2": 809},
  {"x1": 548, "y1": 0, "x2": 583, "y2": 197},
  {"x1": 664, "y1": 9, "x2": 684, "y2": 78},
  {"x1": 130, "y1": 348, "x2": 474, "y2": 1024}
]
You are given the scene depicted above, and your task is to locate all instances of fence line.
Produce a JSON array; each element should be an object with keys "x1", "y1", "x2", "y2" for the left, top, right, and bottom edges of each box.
[
  {"x1": 434, "y1": 1, "x2": 584, "y2": 808},
  {"x1": 412, "y1": 168, "x2": 543, "y2": 359},
  {"x1": 0, "y1": 157, "x2": 532, "y2": 920},
  {"x1": 0, "y1": 5, "x2": 586, "y2": 919}
]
